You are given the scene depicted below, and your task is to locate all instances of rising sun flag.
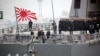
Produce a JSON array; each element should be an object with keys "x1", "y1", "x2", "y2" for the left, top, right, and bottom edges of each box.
[{"x1": 15, "y1": 7, "x2": 37, "y2": 21}]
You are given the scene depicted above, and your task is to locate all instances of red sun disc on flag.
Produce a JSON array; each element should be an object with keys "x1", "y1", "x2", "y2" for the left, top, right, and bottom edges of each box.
[{"x1": 16, "y1": 8, "x2": 37, "y2": 21}]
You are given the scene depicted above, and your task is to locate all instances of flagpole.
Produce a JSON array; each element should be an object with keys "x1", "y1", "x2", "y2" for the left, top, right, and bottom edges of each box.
[
  {"x1": 51, "y1": 0, "x2": 55, "y2": 21},
  {"x1": 14, "y1": 7, "x2": 19, "y2": 35}
]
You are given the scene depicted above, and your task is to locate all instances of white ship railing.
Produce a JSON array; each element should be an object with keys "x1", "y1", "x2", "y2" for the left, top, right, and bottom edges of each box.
[{"x1": 0, "y1": 24, "x2": 99, "y2": 45}]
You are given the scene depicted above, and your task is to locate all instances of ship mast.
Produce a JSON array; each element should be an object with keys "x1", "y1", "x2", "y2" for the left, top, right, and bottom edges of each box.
[{"x1": 51, "y1": 0, "x2": 55, "y2": 21}]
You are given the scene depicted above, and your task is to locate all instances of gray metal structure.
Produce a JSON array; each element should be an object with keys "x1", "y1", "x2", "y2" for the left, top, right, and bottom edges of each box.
[{"x1": 0, "y1": 43, "x2": 100, "y2": 56}]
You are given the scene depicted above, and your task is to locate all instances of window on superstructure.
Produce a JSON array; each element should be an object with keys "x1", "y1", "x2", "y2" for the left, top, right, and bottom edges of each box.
[
  {"x1": 90, "y1": 0, "x2": 97, "y2": 4},
  {"x1": 74, "y1": 0, "x2": 81, "y2": 9}
]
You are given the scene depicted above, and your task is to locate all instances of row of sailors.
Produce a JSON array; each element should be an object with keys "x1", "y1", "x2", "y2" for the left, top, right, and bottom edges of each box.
[
  {"x1": 88, "y1": 18, "x2": 99, "y2": 34},
  {"x1": 31, "y1": 29, "x2": 50, "y2": 43},
  {"x1": 59, "y1": 18, "x2": 100, "y2": 33}
]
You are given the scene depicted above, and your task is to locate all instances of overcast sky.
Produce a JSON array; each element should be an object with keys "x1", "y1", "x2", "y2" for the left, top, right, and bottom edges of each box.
[{"x1": 0, "y1": 0, "x2": 72, "y2": 22}]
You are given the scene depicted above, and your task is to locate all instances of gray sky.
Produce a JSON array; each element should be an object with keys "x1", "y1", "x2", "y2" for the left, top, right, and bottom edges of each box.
[{"x1": 0, "y1": 0, "x2": 72, "y2": 22}]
